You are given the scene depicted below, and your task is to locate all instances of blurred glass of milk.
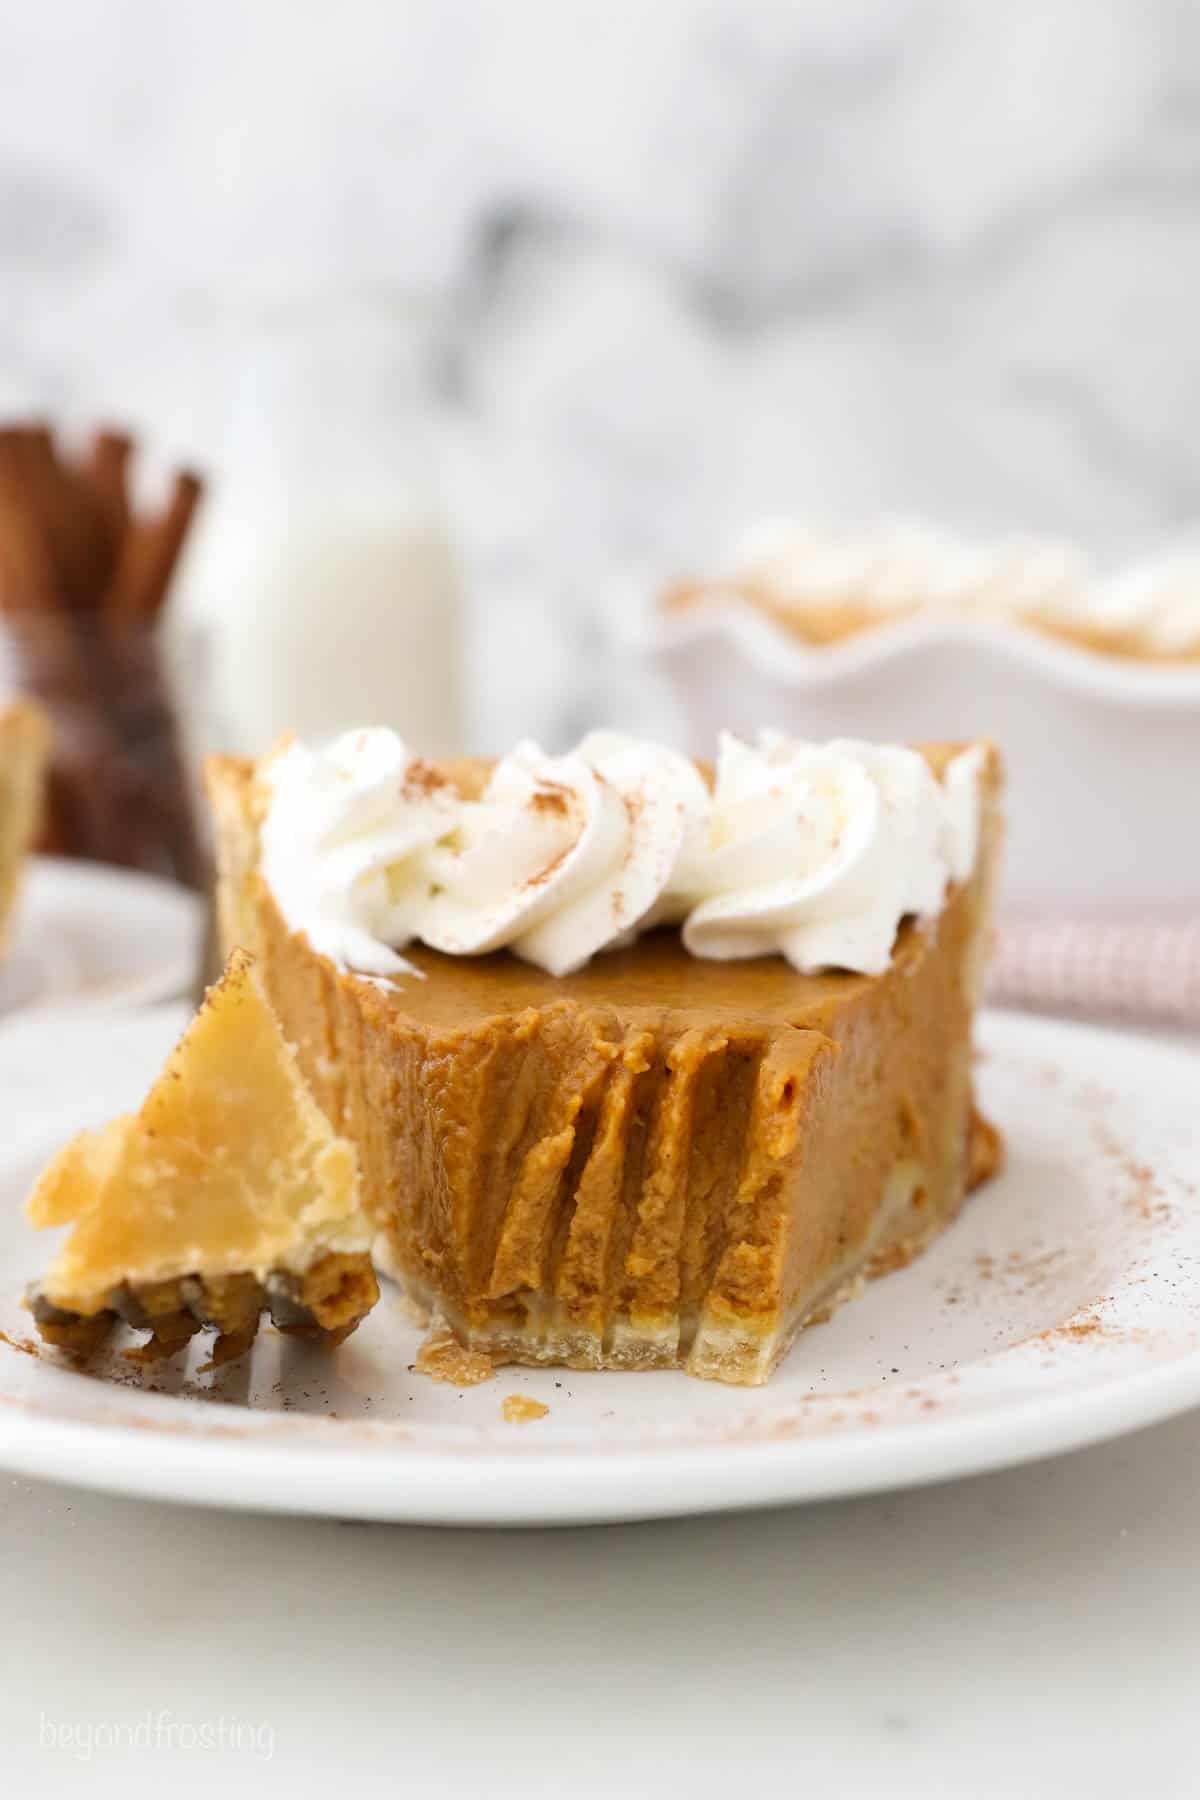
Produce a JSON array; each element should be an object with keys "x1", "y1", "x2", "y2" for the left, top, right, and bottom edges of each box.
[{"x1": 172, "y1": 313, "x2": 463, "y2": 763}]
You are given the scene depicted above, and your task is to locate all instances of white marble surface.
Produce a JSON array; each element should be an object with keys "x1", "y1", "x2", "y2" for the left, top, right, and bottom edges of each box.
[
  {"x1": 2, "y1": 1, "x2": 1199, "y2": 748},
  {"x1": 5, "y1": 1406, "x2": 1200, "y2": 1797}
]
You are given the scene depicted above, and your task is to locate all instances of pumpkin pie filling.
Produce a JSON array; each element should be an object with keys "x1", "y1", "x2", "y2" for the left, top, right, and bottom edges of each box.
[{"x1": 204, "y1": 733, "x2": 1003, "y2": 1385}]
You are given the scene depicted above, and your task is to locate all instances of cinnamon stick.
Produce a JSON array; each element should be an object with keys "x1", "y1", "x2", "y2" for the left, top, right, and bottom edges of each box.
[
  {"x1": 0, "y1": 429, "x2": 61, "y2": 620},
  {"x1": 103, "y1": 469, "x2": 203, "y2": 628},
  {"x1": 84, "y1": 428, "x2": 133, "y2": 566},
  {"x1": 0, "y1": 421, "x2": 206, "y2": 883},
  {"x1": 10, "y1": 424, "x2": 111, "y2": 615}
]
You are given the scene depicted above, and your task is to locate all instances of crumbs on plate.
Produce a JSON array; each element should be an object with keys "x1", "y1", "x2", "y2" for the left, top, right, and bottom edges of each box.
[{"x1": 502, "y1": 1394, "x2": 549, "y2": 1424}]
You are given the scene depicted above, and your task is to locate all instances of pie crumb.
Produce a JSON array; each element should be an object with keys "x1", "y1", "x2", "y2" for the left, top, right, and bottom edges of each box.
[
  {"x1": 502, "y1": 1394, "x2": 549, "y2": 1424},
  {"x1": 415, "y1": 1320, "x2": 495, "y2": 1386}
]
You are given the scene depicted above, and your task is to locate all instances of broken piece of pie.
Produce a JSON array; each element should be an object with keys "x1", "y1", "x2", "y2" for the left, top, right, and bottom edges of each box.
[
  {"x1": 25, "y1": 949, "x2": 378, "y2": 1361},
  {"x1": 206, "y1": 726, "x2": 1004, "y2": 1386},
  {"x1": 0, "y1": 698, "x2": 50, "y2": 959}
]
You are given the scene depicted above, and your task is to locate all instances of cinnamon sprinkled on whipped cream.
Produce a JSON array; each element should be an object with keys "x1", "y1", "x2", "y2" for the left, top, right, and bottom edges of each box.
[{"x1": 261, "y1": 728, "x2": 984, "y2": 979}]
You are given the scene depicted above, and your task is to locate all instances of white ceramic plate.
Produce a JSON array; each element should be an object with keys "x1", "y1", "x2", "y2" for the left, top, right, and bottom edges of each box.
[
  {"x1": 0, "y1": 858, "x2": 202, "y2": 1015},
  {"x1": 0, "y1": 1005, "x2": 1196, "y2": 1526}
]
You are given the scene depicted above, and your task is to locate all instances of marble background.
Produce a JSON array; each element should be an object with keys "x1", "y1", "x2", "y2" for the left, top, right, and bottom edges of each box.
[{"x1": 2, "y1": 0, "x2": 1197, "y2": 747}]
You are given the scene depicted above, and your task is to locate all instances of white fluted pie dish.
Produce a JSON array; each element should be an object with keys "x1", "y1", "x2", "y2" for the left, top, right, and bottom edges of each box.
[{"x1": 638, "y1": 601, "x2": 1200, "y2": 913}]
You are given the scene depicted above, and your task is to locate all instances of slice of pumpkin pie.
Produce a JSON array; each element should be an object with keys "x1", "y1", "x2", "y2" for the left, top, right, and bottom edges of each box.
[
  {"x1": 206, "y1": 727, "x2": 1003, "y2": 1387},
  {"x1": 26, "y1": 950, "x2": 378, "y2": 1361}
]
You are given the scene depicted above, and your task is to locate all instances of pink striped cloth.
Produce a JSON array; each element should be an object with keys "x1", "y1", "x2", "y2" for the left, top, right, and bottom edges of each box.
[{"x1": 988, "y1": 914, "x2": 1200, "y2": 1027}]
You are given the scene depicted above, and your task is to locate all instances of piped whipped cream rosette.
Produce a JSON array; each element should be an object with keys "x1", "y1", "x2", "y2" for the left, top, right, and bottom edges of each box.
[
  {"x1": 705, "y1": 517, "x2": 1200, "y2": 656},
  {"x1": 262, "y1": 728, "x2": 459, "y2": 977},
  {"x1": 1090, "y1": 543, "x2": 1200, "y2": 656},
  {"x1": 420, "y1": 732, "x2": 710, "y2": 976},
  {"x1": 728, "y1": 518, "x2": 1091, "y2": 630},
  {"x1": 674, "y1": 734, "x2": 983, "y2": 976},
  {"x1": 261, "y1": 727, "x2": 984, "y2": 979}
]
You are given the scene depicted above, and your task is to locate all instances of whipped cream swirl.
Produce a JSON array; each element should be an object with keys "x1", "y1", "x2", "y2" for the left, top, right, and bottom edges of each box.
[
  {"x1": 262, "y1": 729, "x2": 459, "y2": 977},
  {"x1": 260, "y1": 727, "x2": 983, "y2": 979},
  {"x1": 422, "y1": 731, "x2": 710, "y2": 976},
  {"x1": 726, "y1": 517, "x2": 1200, "y2": 653},
  {"x1": 1092, "y1": 544, "x2": 1200, "y2": 653},
  {"x1": 728, "y1": 518, "x2": 1089, "y2": 628},
  {"x1": 676, "y1": 733, "x2": 984, "y2": 976}
]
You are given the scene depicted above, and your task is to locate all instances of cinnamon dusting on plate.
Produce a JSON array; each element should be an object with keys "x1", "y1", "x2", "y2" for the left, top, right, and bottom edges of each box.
[{"x1": 1090, "y1": 1120, "x2": 1170, "y2": 1223}]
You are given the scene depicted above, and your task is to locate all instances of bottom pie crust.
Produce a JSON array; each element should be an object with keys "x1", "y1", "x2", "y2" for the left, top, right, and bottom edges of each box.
[{"x1": 385, "y1": 1108, "x2": 997, "y2": 1387}]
